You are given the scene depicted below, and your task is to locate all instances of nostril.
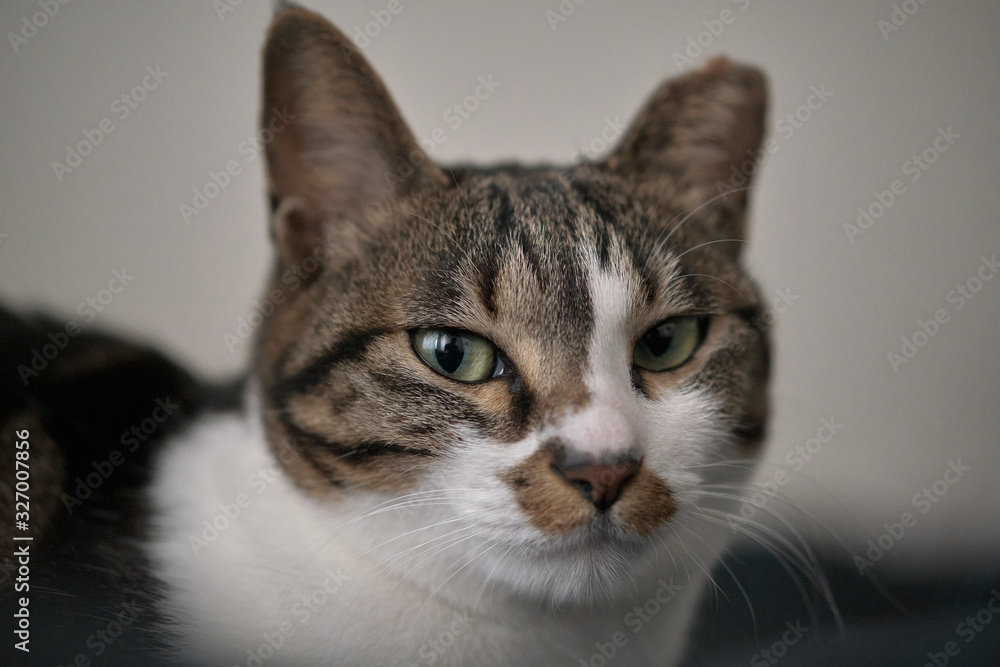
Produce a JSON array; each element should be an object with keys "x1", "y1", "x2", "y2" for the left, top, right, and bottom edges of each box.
[{"x1": 550, "y1": 456, "x2": 642, "y2": 511}]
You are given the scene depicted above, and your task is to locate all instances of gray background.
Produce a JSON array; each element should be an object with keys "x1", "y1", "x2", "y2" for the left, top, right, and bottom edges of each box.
[{"x1": 1, "y1": 0, "x2": 997, "y2": 580}]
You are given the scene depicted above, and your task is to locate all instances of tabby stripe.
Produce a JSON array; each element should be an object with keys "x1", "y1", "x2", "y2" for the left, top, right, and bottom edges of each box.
[
  {"x1": 516, "y1": 228, "x2": 548, "y2": 290},
  {"x1": 488, "y1": 182, "x2": 516, "y2": 235},
  {"x1": 269, "y1": 329, "x2": 383, "y2": 409},
  {"x1": 569, "y1": 179, "x2": 616, "y2": 269},
  {"x1": 730, "y1": 421, "x2": 765, "y2": 441},
  {"x1": 279, "y1": 418, "x2": 346, "y2": 486},
  {"x1": 367, "y1": 370, "x2": 492, "y2": 430},
  {"x1": 338, "y1": 440, "x2": 435, "y2": 464},
  {"x1": 477, "y1": 184, "x2": 516, "y2": 315},
  {"x1": 570, "y1": 177, "x2": 658, "y2": 303},
  {"x1": 278, "y1": 414, "x2": 434, "y2": 478}
]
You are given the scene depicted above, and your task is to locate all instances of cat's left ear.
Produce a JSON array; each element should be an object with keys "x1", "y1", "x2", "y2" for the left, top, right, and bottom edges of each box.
[
  {"x1": 260, "y1": 7, "x2": 445, "y2": 266},
  {"x1": 603, "y1": 57, "x2": 768, "y2": 247}
]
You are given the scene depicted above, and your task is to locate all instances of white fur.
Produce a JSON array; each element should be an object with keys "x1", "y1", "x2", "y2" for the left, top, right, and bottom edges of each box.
[{"x1": 145, "y1": 259, "x2": 758, "y2": 665}]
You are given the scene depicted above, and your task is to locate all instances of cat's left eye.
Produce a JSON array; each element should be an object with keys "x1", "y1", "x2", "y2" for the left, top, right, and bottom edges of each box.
[
  {"x1": 633, "y1": 316, "x2": 706, "y2": 372},
  {"x1": 412, "y1": 329, "x2": 502, "y2": 383}
]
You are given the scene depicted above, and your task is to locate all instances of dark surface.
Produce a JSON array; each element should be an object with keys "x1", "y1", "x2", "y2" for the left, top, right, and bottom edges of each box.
[{"x1": 684, "y1": 549, "x2": 1000, "y2": 667}]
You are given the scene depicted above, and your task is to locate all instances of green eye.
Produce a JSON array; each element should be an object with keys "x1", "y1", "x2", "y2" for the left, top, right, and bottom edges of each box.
[
  {"x1": 633, "y1": 316, "x2": 704, "y2": 372},
  {"x1": 413, "y1": 329, "x2": 500, "y2": 383}
]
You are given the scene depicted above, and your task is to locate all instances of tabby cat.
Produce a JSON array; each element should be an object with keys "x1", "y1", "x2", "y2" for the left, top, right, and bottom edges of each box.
[{"x1": 2, "y1": 5, "x2": 771, "y2": 665}]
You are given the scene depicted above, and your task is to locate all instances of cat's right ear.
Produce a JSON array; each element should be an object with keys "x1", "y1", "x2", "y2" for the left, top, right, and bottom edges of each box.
[
  {"x1": 602, "y1": 57, "x2": 767, "y2": 252},
  {"x1": 261, "y1": 7, "x2": 444, "y2": 266}
]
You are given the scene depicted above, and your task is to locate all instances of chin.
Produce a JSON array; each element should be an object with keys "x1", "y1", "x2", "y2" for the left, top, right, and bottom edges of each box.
[{"x1": 479, "y1": 517, "x2": 674, "y2": 606}]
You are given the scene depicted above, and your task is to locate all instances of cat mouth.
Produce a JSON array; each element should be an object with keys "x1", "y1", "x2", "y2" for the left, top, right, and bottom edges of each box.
[{"x1": 511, "y1": 509, "x2": 671, "y2": 561}]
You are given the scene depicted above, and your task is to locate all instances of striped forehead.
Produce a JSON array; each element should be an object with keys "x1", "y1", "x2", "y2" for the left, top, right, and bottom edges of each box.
[{"x1": 403, "y1": 174, "x2": 688, "y2": 418}]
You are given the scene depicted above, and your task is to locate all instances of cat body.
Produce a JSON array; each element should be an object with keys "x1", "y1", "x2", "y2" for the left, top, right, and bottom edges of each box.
[{"x1": 2, "y1": 6, "x2": 772, "y2": 665}]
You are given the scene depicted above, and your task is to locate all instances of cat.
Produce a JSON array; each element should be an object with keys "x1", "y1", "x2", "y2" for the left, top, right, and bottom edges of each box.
[{"x1": 1, "y1": 5, "x2": 771, "y2": 665}]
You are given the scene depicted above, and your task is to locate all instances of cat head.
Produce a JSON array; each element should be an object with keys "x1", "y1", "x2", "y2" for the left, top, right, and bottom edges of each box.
[{"x1": 254, "y1": 7, "x2": 770, "y2": 601}]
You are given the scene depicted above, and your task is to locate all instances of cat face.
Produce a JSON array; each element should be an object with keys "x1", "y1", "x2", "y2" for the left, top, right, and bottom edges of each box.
[{"x1": 254, "y1": 8, "x2": 770, "y2": 601}]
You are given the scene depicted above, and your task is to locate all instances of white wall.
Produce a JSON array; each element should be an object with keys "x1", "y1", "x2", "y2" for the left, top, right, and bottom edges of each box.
[{"x1": 2, "y1": 0, "x2": 997, "y2": 577}]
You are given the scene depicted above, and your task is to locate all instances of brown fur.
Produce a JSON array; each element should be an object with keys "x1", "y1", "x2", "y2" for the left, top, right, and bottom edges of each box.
[
  {"x1": 617, "y1": 468, "x2": 679, "y2": 536},
  {"x1": 252, "y1": 8, "x2": 771, "y2": 540},
  {"x1": 501, "y1": 448, "x2": 593, "y2": 536}
]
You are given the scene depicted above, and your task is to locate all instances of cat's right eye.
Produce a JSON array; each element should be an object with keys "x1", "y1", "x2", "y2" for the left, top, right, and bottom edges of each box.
[
  {"x1": 632, "y1": 315, "x2": 706, "y2": 372},
  {"x1": 412, "y1": 329, "x2": 502, "y2": 383}
]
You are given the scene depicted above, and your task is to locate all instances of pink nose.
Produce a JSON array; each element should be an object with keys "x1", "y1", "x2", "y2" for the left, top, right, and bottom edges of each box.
[{"x1": 552, "y1": 455, "x2": 642, "y2": 511}]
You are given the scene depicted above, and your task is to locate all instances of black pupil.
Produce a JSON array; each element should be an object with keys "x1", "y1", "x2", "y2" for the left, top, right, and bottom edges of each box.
[
  {"x1": 643, "y1": 322, "x2": 676, "y2": 357},
  {"x1": 435, "y1": 333, "x2": 466, "y2": 373}
]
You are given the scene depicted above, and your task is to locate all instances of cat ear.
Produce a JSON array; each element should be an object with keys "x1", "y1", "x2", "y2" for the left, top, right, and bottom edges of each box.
[
  {"x1": 261, "y1": 7, "x2": 444, "y2": 265},
  {"x1": 603, "y1": 56, "x2": 768, "y2": 236}
]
